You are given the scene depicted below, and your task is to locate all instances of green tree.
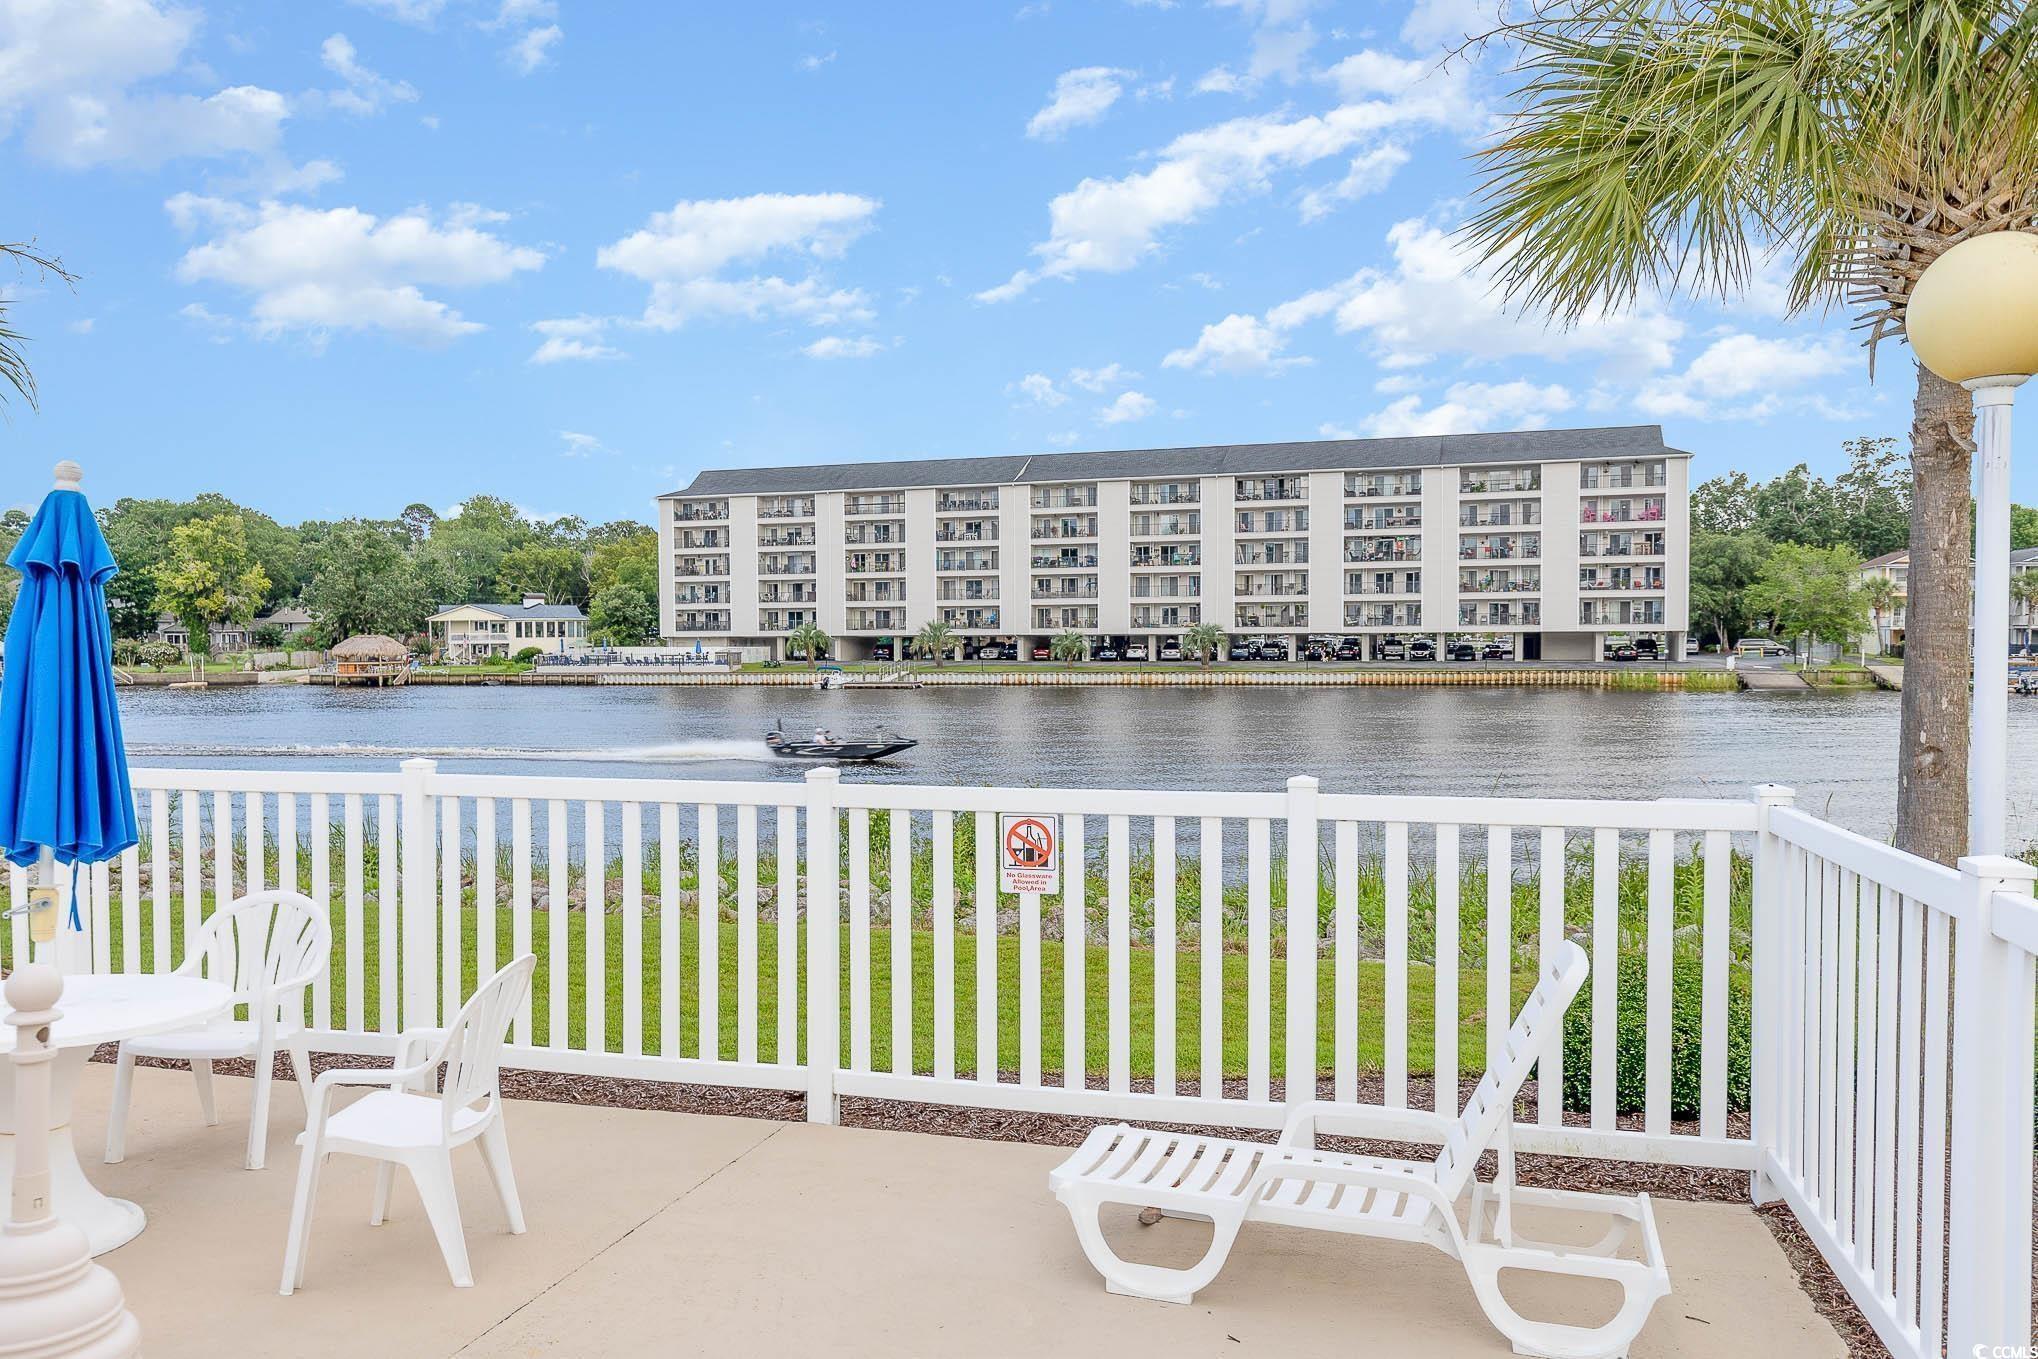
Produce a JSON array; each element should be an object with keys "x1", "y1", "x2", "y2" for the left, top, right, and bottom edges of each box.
[
  {"x1": 301, "y1": 522, "x2": 426, "y2": 644},
  {"x1": 1688, "y1": 531, "x2": 1771, "y2": 652},
  {"x1": 589, "y1": 584, "x2": 658, "y2": 647},
  {"x1": 1464, "y1": 0, "x2": 2038, "y2": 863},
  {"x1": 423, "y1": 495, "x2": 534, "y2": 603},
  {"x1": 151, "y1": 513, "x2": 271, "y2": 658},
  {"x1": 1050, "y1": 629, "x2": 1088, "y2": 668},
  {"x1": 786, "y1": 621, "x2": 831, "y2": 668},
  {"x1": 1690, "y1": 473, "x2": 1756, "y2": 536},
  {"x1": 1751, "y1": 465, "x2": 1849, "y2": 550},
  {"x1": 1833, "y1": 436, "x2": 1911, "y2": 558},
  {"x1": 912, "y1": 620, "x2": 957, "y2": 667},
  {"x1": 589, "y1": 530, "x2": 658, "y2": 598},
  {"x1": 398, "y1": 503, "x2": 439, "y2": 549},
  {"x1": 1864, "y1": 575, "x2": 1900, "y2": 656},
  {"x1": 2010, "y1": 505, "x2": 2038, "y2": 552},
  {"x1": 495, "y1": 542, "x2": 589, "y2": 606},
  {"x1": 1748, "y1": 544, "x2": 1869, "y2": 667},
  {"x1": 1182, "y1": 621, "x2": 1226, "y2": 668},
  {"x1": 0, "y1": 506, "x2": 27, "y2": 622}
]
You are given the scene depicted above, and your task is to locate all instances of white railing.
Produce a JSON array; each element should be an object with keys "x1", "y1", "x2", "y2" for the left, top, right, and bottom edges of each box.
[
  {"x1": 7, "y1": 762, "x2": 2033, "y2": 1348},
  {"x1": 1757, "y1": 805, "x2": 2035, "y2": 1359}
]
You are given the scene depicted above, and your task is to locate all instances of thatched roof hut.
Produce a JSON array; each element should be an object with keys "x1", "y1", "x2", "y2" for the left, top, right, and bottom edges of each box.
[
  {"x1": 331, "y1": 634, "x2": 407, "y2": 662},
  {"x1": 331, "y1": 634, "x2": 410, "y2": 685}
]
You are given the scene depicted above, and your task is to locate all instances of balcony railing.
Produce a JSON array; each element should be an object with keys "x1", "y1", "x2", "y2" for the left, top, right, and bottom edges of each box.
[
  {"x1": 1234, "y1": 605, "x2": 1308, "y2": 628},
  {"x1": 1234, "y1": 478, "x2": 1307, "y2": 502},
  {"x1": 672, "y1": 503, "x2": 728, "y2": 522},
  {"x1": 1580, "y1": 466, "x2": 1668, "y2": 489},
  {"x1": 1032, "y1": 583, "x2": 1099, "y2": 599},
  {"x1": 936, "y1": 493, "x2": 999, "y2": 512},
  {"x1": 1131, "y1": 548, "x2": 1201, "y2": 568},
  {"x1": 1129, "y1": 485, "x2": 1200, "y2": 506},
  {"x1": 1032, "y1": 553, "x2": 1099, "y2": 569},
  {"x1": 1032, "y1": 520, "x2": 1099, "y2": 540},
  {"x1": 934, "y1": 525, "x2": 996, "y2": 543},
  {"x1": 844, "y1": 497, "x2": 905, "y2": 515},
  {"x1": 1030, "y1": 489, "x2": 1098, "y2": 509},
  {"x1": 1345, "y1": 474, "x2": 1422, "y2": 498}
]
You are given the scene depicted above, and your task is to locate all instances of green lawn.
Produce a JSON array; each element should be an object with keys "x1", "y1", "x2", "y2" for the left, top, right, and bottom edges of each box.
[{"x1": 91, "y1": 900, "x2": 1517, "y2": 1080}]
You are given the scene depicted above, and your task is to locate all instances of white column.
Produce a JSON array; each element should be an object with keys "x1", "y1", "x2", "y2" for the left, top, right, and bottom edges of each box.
[
  {"x1": 1968, "y1": 376, "x2": 2025, "y2": 855},
  {"x1": 399, "y1": 757, "x2": 438, "y2": 1028}
]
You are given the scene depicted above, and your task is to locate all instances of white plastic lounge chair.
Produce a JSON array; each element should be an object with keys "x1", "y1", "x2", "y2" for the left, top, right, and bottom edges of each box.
[
  {"x1": 279, "y1": 953, "x2": 536, "y2": 1295},
  {"x1": 105, "y1": 890, "x2": 330, "y2": 1171},
  {"x1": 1048, "y1": 940, "x2": 1669, "y2": 1359}
]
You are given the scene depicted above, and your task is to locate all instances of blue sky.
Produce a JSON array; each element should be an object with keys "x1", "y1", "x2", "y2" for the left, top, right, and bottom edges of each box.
[{"x1": 0, "y1": 0, "x2": 1958, "y2": 526}]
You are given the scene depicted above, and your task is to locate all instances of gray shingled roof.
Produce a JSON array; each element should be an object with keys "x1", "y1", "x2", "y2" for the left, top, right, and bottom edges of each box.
[
  {"x1": 666, "y1": 426, "x2": 1686, "y2": 498},
  {"x1": 2013, "y1": 547, "x2": 2038, "y2": 565},
  {"x1": 434, "y1": 601, "x2": 586, "y2": 621}
]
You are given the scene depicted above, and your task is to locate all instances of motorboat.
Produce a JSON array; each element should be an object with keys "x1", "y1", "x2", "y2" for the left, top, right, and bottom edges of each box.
[{"x1": 765, "y1": 723, "x2": 917, "y2": 762}]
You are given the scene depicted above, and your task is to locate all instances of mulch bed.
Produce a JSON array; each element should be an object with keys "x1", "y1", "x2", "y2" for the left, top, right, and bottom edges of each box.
[{"x1": 98, "y1": 1047, "x2": 1882, "y2": 1355}]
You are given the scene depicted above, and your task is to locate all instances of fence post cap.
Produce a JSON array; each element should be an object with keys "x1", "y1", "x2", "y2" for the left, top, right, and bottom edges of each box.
[
  {"x1": 1751, "y1": 784, "x2": 1796, "y2": 805},
  {"x1": 1956, "y1": 853, "x2": 2038, "y2": 884},
  {"x1": 399, "y1": 756, "x2": 438, "y2": 773},
  {"x1": 804, "y1": 766, "x2": 840, "y2": 783}
]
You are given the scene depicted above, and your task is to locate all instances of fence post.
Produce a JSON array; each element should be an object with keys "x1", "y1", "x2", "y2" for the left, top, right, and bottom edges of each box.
[
  {"x1": 1284, "y1": 776, "x2": 1319, "y2": 1107},
  {"x1": 1747, "y1": 783, "x2": 1794, "y2": 1206},
  {"x1": 399, "y1": 758, "x2": 438, "y2": 1030},
  {"x1": 804, "y1": 768, "x2": 841, "y2": 1126},
  {"x1": 1947, "y1": 853, "x2": 2038, "y2": 1357}
]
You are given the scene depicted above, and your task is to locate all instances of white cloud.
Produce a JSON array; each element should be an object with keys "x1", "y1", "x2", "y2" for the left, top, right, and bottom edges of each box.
[
  {"x1": 67, "y1": 317, "x2": 93, "y2": 334},
  {"x1": 1163, "y1": 312, "x2": 1301, "y2": 374},
  {"x1": 1068, "y1": 362, "x2": 1134, "y2": 391},
  {"x1": 1297, "y1": 142, "x2": 1409, "y2": 221},
  {"x1": 1194, "y1": 67, "x2": 1243, "y2": 95},
  {"x1": 0, "y1": 0, "x2": 293, "y2": 168},
  {"x1": 1400, "y1": 0, "x2": 1500, "y2": 52},
  {"x1": 1209, "y1": 0, "x2": 1321, "y2": 88},
  {"x1": 508, "y1": 23, "x2": 560, "y2": 73},
  {"x1": 1014, "y1": 372, "x2": 1067, "y2": 406},
  {"x1": 347, "y1": 0, "x2": 448, "y2": 24},
  {"x1": 978, "y1": 91, "x2": 1452, "y2": 301},
  {"x1": 529, "y1": 315, "x2": 623, "y2": 363},
  {"x1": 558, "y1": 430, "x2": 602, "y2": 458},
  {"x1": 171, "y1": 198, "x2": 545, "y2": 345},
  {"x1": 483, "y1": 0, "x2": 555, "y2": 27},
  {"x1": 1098, "y1": 390, "x2": 1156, "y2": 423},
  {"x1": 1318, "y1": 421, "x2": 1357, "y2": 438},
  {"x1": 800, "y1": 50, "x2": 836, "y2": 71},
  {"x1": 802, "y1": 334, "x2": 886, "y2": 359},
  {"x1": 317, "y1": 33, "x2": 418, "y2": 115},
  {"x1": 1364, "y1": 380, "x2": 1576, "y2": 437},
  {"x1": 1633, "y1": 333, "x2": 1851, "y2": 421},
  {"x1": 598, "y1": 192, "x2": 881, "y2": 333},
  {"x1": 1026, "y1": 66, "x2": 1129, "y2": 139}
]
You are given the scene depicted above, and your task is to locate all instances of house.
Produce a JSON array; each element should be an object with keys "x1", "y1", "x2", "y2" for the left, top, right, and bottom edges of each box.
[
  {"x1": 252, "y1": 606, "x2": 315, "y2": 642},
  {"x1": 2014, "y1": 546, "x2": 2038, "y2": 651},
  {"x1": 427, "y1": 593, "x2": 589, "y2": 661},
  {"x1": 1856, "y1": 549, "x2": 1908, "y2": 654},
  {"x1": 153, "y1": 614, "x2": 252, "y2": 654}
]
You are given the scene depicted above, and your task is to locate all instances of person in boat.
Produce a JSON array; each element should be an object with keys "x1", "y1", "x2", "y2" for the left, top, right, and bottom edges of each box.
[{"x1": 813, "y1": 727, "x2": 838, "y2": 746}]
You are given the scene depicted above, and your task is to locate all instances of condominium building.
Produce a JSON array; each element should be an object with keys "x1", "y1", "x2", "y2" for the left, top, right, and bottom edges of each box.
[{"x1": 656, "y1": 426, "x2": 1692, "y2": 661}]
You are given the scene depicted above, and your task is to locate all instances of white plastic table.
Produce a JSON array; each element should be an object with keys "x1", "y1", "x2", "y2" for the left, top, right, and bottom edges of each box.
[{"x1": 0, "y1": 972, "x2": 232, "y2": 1254}]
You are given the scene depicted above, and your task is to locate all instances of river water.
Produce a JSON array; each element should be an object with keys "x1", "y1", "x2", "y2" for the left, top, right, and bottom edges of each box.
[{"x1": 114, "y1": 681, "x2": 2038, "y2": 846}]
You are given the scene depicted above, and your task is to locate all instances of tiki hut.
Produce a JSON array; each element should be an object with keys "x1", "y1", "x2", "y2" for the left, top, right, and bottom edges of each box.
[{"x1": 331, "y1": 634, "x2": 411, "y2": 686}]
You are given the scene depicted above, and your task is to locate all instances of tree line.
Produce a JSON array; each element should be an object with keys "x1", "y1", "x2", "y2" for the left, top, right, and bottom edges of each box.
[
  {"x1": 0, "y1": 493, "x2": 660, "y2": 656},
  {"x1": 1690, "y1": 436, "x2": 2038, "y2": 658}
]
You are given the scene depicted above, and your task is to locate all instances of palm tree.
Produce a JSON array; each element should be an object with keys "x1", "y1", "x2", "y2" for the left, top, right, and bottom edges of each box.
[
  {"x1": 1182, "y1": 621, "x2": 1227, "y2": 669},
  {"x1": 912, "y1": 620, "x2": 957, "y2": 667},
  {"x1": 1863, "y1": 576, "x2": 1899, "y2": 658},
  {"x1": 0, "y1": 241, "x2": 74, "y2": 409},
  {"x1": 1050, "y1": 629, "x2": 1088, "y2": 668},
  {"x1": 786, "y1": 622, "x2": 830, "y2": 669},
  {"x1": 1462, "y1": 1, "x2": 2038, "y2": 864}
]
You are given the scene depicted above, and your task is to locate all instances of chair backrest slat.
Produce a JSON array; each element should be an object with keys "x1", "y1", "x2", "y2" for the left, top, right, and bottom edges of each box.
[
  {"x1": 434, "y1": 955, "x2": 536, "y2": 1133},
  {"x1": 187, "y1": 891, "x2": 330, "y2": 1027},
  {"x1": 1432, "y1": 939, "x2": 1588, "y2": 1199}
]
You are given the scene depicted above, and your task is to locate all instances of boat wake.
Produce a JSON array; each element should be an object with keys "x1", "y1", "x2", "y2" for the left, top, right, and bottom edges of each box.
[{"x1": 125, "y1": 739, "x2": 779, "y2": 765}]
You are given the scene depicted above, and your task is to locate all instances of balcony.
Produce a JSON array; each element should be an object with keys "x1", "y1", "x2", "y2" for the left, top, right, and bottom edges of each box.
[
  {"x1": 757, "y1": 497, "x2": 815, "y2": 519},
  {"x1": 1129, "y1": 483, "x2": 1199, "y2": 506},
  {"x1": 844, "y1": 496, "x2": 905, "y2": 516},
  {"x1": 677, "y1": 532, "x2": 728, "y2": 551},
  {"x1": 842, "y1": 524, "x2": 906, "y2": 546},
  {"x1": 842, "y1": 583, "x2": 905, "y2": 604},
  {"x1": 671, "y1": 501, "x2": 728, "y2": 522},
  {"x1": 1235, "y1": 512, "x2": 1308, "y2": 535},
  {"x1": 1233, "y1": 541, "x2": 1308, "y2": 567},
  {"x1": 1581, "y1": 462, "x2": 1668, "y2": 489},
  {"x1": 936, "y1": 552, "x2": 998, "y2": 573},
  {"x1": 1581, "y1": 600, "x2": 1666, "y2": 625},
  {"x1": 1032, "y1": 551, "x2": 1099, "y2": 570},
  {"x1": 757, "y1": 528, "x2": 816, "y2": 548},
  {"x1": 1131, "y1": 603, "x2": 1200, "y2": 627},
  {"x1": 1233, "y1": 575, "x2": 1308, "y2": 598},
  {"x1": 933, "y1": 524, "x2": 996, "y2": 543},
  {"x1": 1030, "y1": 488, "x2": 1098, "y2": 509},
  {"x1": 1234, "y1": 476, "x2": 1307, "y2": 502},
  {"x1": 758, "y1": 556, "x2": 817, "y2": 577},
  {"x1": 1032, "y1": 581, "x2": 1099, "y2": 599},
  {"x1": 1234, "y1": 603, "x2": 1308, "y2": 628},
  {"x1": 935, "y1": 582, "x2": 999, "y2": 602},
  {"x1": 1033, "y1": 606, "x2": 1097, "y2": 628},
  {"x1": 1032, "y1": 518, "x2": 1099, "y2": 541},
  {"x1": 1344, "y1": 472, "x2": 1422, "y2": 498},
  {"x1": 756, "y1": 584, "x2": 816, "y2": 604},
  {"x1": 1459, "y1": 602, "x2": 1541, "y2": 627},
  {"x1": 758, "y1": 610, "x2": 817, "y2": 633},
  {"x1": 1460, "y1": 468, "x2": 1540, "y2": 494},
  {"x1": 1345, "y1": 602, "x2": 1422, "y2": 627},
  {"x1": 844, "y1": 608, "x2": 906, "y2": 631},
  {"x1": 1129, "y1": 514, "x2": 1200, "y2": 538},
  {"x1": 939, "y1": 607, "x2": 1001, "y2": 629},
  {"x1": 1344, "y1": 537, "x2": 1421, "y2": 564},
  {"x1": 1458, "y1": 535, "x2": 1540, "y2": 562},
  {"x1": 1579, "y1": 499, "x2": 1666, "y2": 525},
  {"x1": 1579, "y1": 532, "x2": 1666, "y2": 558},
  {"x1": 674, "y1": 561, "x2": 730, "y2": 578},
  {"x1": 844, "y1": 555, "x2": 907, "y2": 575},
  {"x1": 1129, "y1": 576, "x2": 1200, "y2": 599},
  {"x1": 1458, "y1": 502, "x2": 1540, "y2": 528},
  {"x1": 1344, "y1": 507, "x2": 1422, "y2": 532},
  {"x1": 936, "y1": 492, "x2": 999, "y2": 512},
  {"x1": 676, "y1": 586, "x2": 729, "y2": 606},
  {"x1": 672, "y1": 611, "x2": 729, "y2": 632},
  {"x1": 1131, "y1": 546, "x2": 1200, "y2": 568},
  {"x1": 1344, "y1": 572, "x2": 1419, "y2": 596},
  {"x1": 1459, "y1": 573, "x2": 1541, "y2": 594}
]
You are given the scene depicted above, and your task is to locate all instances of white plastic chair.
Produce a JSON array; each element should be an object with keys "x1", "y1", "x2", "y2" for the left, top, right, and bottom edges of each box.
[
  {"x1": 1048, "y1": 941, "x2": 1670, "y2": 1359},
  {"x1": 279, "y1": 953, "x2": 536, "y2": 1295},
  {"x1": 105, "y1": 889, "x2": 330, "y2": 1171}
]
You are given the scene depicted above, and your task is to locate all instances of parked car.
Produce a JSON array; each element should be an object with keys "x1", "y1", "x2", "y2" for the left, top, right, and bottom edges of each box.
[
  {"x1": 1480, "y1": 641, "x2": 1511, "y2": 660},
  {"x1": 1335, "y1": 640, "x2": 1363, "y2": 661},
  {"x1": 1157, "y1": 639, "x2": 1184, "y2": 662},
  {"x1": 1634, "y1": 637, "x2": 1660, "y2": 660},
  {"x1": 1736, "y1": 638, "x2": 1789, "y2": 657},
  {"x1": 977, "y1": 643, "x2": 1013, "y2": 661},
  {"x1": 1304, "y1": 642, "x2": 1330, "y2": 662},
  {"x1": 1092, "y1": 645, "x2": 1119, "y2": 662},
  {"x1": 1258, "y1": 639, "x2": 1290, "y2": 662},
  {"x1": 1031, "y1": 644, "x2": 1053, "y2": 661},
  {"x1": 1377, "y1": 637, "x2": 1407, "y2": 661},
  {"x1": 870, "y1": 644, "x2": 893, "y2": 662},
  {"x1": 1609, "y1": 642, "x2": 1640, "y2": 662},
  {"x1": 1407, "y1": 638, "x2": 1436, "y2": 661},
  {"x1": 1123, "y1": 643, "x2": 1149, "y2": 662},
  {"x1": 1228, "y1": 640, "x2": 1257, "y2": 662},
  {"x1": 1449, "y1": 641, "x2": 1478, "y2": 662}
]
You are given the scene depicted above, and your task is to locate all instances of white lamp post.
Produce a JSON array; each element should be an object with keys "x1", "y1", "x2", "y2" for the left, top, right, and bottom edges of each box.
[{"x1": 1906, "y1": 231, "x2": 2038, "y2": 855}]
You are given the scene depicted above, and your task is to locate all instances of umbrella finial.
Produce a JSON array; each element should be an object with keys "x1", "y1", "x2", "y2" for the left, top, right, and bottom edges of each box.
[{"x1": 53, "y1": 460, "x2": 82, "y2": 491}]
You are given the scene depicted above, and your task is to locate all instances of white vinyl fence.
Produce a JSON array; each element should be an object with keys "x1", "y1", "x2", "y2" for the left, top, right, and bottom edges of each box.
[{"x1": 3, "y1": 760, "x2": 2030, "y2": 1354}]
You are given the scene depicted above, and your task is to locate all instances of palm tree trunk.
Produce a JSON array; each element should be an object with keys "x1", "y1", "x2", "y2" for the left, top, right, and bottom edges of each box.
[{"x1": 1895, "y1": 362, "x2": 1974, "y2": 865}]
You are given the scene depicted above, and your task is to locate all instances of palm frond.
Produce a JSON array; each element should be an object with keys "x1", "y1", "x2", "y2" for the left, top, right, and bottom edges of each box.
[{"x1": 0, "y1": 241, "x2": 79, "y2": 411}]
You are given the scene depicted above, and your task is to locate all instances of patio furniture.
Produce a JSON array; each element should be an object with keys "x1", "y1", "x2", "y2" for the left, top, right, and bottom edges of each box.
[
  {"x1": 104, "y1": 890, "x2": 330, "y2": 1172},
  {"x1": 279, "y1": 953, "x2": 536, "y2": 1295},
  {"x1": 1, "y1": 971, "x2": 232, "y2": 1253},
  {"x1": 1047, "y1": 940, "x2": 1669, "y2": 1359}
]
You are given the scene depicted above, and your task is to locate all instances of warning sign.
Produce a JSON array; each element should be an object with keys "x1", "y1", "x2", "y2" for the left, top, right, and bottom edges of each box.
[{"x1": 998, "y1": 813, "x2": 1060, "y2": 894}]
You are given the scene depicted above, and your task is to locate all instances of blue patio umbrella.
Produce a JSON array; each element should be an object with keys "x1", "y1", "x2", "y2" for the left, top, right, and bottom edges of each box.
[{"x1": 0, "y1": 461, "x2": 137, "y2": 954}]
